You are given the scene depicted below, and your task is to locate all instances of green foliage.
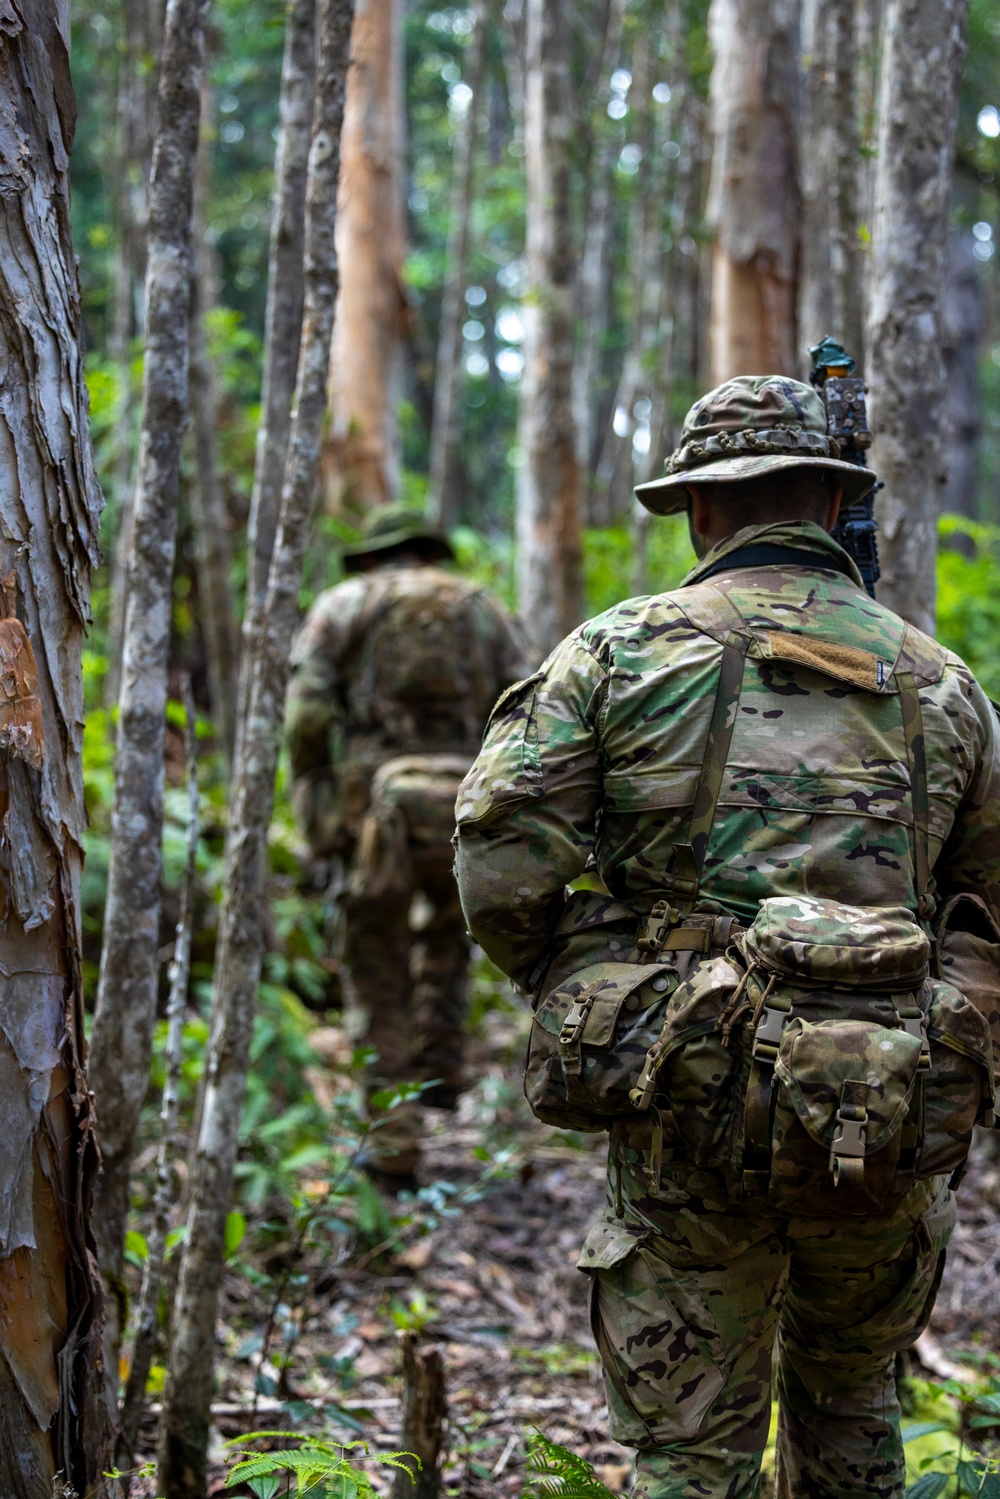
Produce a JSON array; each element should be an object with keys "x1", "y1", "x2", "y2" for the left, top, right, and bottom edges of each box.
[
  {"x1": 225, "y1": 1432, "x2": 418, "y2": 1498},
  {"x1": 937, "y1": 518, "x2": 1000, "y2": 697},
  {"x1": 902, "y1": 1375, "x2": 1000, "y2": 1497},
  {"x1": 520, "y1": 1430, "x2": 617, "y2": 1499}
]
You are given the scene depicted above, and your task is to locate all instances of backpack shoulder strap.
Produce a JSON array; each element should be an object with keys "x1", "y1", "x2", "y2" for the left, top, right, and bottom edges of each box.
[{"x1": 640, "y1": 585, "x2": 752, "y2": 938}]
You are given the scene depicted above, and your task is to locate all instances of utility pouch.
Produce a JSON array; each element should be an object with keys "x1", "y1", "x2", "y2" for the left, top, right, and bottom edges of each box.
[
  {"x1": 935, "y1": 892, "x2": 1000, "y2": 1093},
  {"x1": 729, "y1": 896, "x2": 995, "y2": 1213}
]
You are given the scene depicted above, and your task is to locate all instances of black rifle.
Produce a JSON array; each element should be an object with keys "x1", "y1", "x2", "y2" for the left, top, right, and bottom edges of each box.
[{"x1": 808, "y1": 336, "x2": 882, "y2": 599}]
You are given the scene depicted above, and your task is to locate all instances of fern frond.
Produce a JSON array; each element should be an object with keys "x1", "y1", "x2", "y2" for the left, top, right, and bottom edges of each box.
[{"x1": 521, "y1": 1430, "x2": 617, "y2": 1499}]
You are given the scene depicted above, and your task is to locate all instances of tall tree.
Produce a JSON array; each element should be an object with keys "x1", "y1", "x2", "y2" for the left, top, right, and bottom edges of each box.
[
  {"x1": 246, "y1": 0, "x2": 316, "y2": 615},
  {"x1": 798, "y1": 0, "x2": 864, "y2": 367},
  {"x1": 190, "y1": 95, "x2": 239, "y2": 762},
  {"x1": 516, "y1": 0, "x2": 582, "y2": 657},
  {"x1": 426, "y1": 0, "x2": 488, "y2": 528},
  {"x1": 324, "y1": 0, "x2": 406, "y2": 514},
  {"x1": 157, "y1": 1, "x2": 355, "y2": 1489},
  {"x1": 865, "y1": 0, "x2": 969, "y2": 632},
  {"x1": 0, "y1": 4, "x2": 110, "y2": 1492},
  {"x1": 106, "y1": 0, "x2": 164, "y2": 707},
  {"x1": 941, "y1": 232, "x2": 983, "y2": 524},
  {"x1": 87, "y1": 0, "x2": 208, "y2": 1398},
  {"x1": 706, "y1": 0, "x2": 800, "y2": 383}
]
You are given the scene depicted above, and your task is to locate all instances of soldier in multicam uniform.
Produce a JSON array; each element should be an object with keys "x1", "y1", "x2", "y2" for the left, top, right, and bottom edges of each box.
[
  {"x1": 454, "y1": 378, "x2": 1000, "y2": 1497},
  {"x1": 287, "y1": 505, "x2": 531, "y2": 1186}
]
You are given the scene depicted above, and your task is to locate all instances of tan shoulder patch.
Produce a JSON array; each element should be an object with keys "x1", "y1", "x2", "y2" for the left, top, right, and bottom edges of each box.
[{"x1": 761, "y1": 631, "x2": 896, "y2": 693}]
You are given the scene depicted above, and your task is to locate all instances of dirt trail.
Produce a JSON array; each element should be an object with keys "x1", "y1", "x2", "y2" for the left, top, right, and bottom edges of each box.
[{"x1": 131, "y1": 997, "x2": 1000, "y2": 1496}]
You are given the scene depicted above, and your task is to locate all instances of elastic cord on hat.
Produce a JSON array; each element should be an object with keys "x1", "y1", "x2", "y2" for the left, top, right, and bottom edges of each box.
[{"x1": 664, "y1": 423, "x2": 841, "y2": 476}]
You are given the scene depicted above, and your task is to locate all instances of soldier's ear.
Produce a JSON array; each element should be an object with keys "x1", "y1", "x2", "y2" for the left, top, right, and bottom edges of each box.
[
  {"x1": 686, "y1": 485, "x2": 712, "y2": 539},
  {"x1": 825, "y1": 483, "x2": 843, "y2": 532}
]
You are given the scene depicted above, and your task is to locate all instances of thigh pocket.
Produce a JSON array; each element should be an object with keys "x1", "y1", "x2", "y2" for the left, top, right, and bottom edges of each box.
[{"x1": 580, "y1": 1218, "x2": 726, "y2": 1445}]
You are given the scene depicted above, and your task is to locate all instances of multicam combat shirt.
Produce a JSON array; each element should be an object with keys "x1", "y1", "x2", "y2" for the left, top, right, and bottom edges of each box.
[{"x1": 454, "y1": 521, "x2": 1000, "y2": 988}]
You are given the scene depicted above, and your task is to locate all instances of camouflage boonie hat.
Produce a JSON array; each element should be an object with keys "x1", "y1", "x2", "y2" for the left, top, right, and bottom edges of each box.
[
  {"x1": 634, "y1": 375, "x2": 878, "y2": 515},
  {"x1": 342, "y1": 504, "x2": 456, "y2": 573}
]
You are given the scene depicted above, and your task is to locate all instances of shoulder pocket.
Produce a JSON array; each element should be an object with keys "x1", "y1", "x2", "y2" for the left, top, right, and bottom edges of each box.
[{"x1": 455, "y1": 672, "x2": 545, "y2": 830}]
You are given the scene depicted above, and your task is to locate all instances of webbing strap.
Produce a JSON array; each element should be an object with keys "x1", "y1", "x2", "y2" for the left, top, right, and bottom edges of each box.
[
  {"x1": 671, "y1": 627, "x2": 751, "y2": 913},
  {"x1": 897, "y1": 670, "x2": 932, "y2": 922}
]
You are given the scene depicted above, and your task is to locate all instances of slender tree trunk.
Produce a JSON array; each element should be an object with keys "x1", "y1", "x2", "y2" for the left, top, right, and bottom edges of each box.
[
  {"x1": 572, "y1": 0, "x2": 626, "y2": 501},
  {"x1": 0, "y1": 4, "x2": 111, "y2": 1492},
  {"x1": 157, "y1": 4, "x2": 355, "y2": 1491},
  {"x1": 324, "y1": 0, "x2": 406, "y2": 515},
  {"x1": 190, "y1": 106, "x2": 239, "y2": 762},
  {"x1": 116, "y1": 683, "x2": 198, "y2": 1483},
  {"x1": 426, "y1": 0, "x2": 487, "y2": 528},
  {"x1": 707, "y1": 0, "x2": 800, "y2": 383},
  {"x1": 88, "y1": 0, "x2": 208, "y2": 1411},
  {"x1": 855, "y1": 0, "x2": 882, "y2": 248},
  {"x1": 106, "y1": 0, "x2": 164, "y2": 707},
  {"x1": 941, "y1": 233, "x2": 982, "y2": 526},
  {"x1": 516, "y1": 0, "x2": 582, "y2": 657},
  {"x1": 247, "y1": 0, "x2": 316, "y2": 615},
  {"x1": 864, "y1": 0, "x2": 969, "y2": 633},
  {"x1": 798, "y1": 0, "x2": 864, "y2": 367}
]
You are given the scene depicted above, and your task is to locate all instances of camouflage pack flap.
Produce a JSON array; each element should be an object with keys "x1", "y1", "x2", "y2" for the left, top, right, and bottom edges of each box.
[
  {"x1": 743, "y1": 896, "x2": 930, "y2": 990},
  {"x1": 774, "y1": 1018, "x2": 924, "y2": 1152},
  {"x1": 533, "y1": 963, "x2": 675, "y2": 1048}
]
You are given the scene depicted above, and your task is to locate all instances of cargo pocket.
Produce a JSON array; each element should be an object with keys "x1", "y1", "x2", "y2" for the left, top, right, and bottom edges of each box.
[{"x1": 578, "y1": 1217, "x2": 726, "y2": 1446}]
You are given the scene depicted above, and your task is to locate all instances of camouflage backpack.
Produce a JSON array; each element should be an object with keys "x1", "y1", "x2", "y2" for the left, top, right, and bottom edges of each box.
[
  {"x1": 349, "y1": 569, "x2": 495, "y2": 753},
  {"x1": 523, "y1": 585, "x2": 998, "y2": 1213}
]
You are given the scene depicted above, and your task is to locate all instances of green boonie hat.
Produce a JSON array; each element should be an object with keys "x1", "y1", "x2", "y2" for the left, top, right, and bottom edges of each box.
[
  {"x1": 634, "y1": 375, "x2": 878, "y2": 515},
  {"x1": 341, "y1": 504, "x2": 456, "y2": 573}
]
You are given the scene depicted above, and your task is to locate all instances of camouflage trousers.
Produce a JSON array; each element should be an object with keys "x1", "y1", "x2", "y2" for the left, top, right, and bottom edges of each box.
[
  {"x1": 341, "y1": 756, "x2": 471, "y2": 1176},
  {"x1": 579, "y1": 1140, "x2": 956, "y2": 1498}
]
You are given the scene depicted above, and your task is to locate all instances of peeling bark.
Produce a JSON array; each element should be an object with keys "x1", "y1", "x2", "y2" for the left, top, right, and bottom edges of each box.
[
  {"x1": 516, "y1": 0, "x2": 582, "y2": 658},
  {"x1": 157, "y1": 3, "x2": 355, "y2": 1491},
  {"x1": 0, "y1": 3, "x2": 111, "y2": 1491},
  {"x1": 865, "y1": 0, "x2": 969, "y2": 632},
  {"x1": 88, "y1": 0, "x2": 208, "y2": 1408},
  {"x1": 707, "y1": 0, "x2": 800, "y2": 383},
  {"x1": 324, "y1": 0, "x2": 406, "y2": 515},
  {"x1": 798, "y1": 0, "x2": 864, "y2": 369}
]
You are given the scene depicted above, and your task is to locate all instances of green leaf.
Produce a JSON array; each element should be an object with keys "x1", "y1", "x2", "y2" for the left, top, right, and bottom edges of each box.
[
  {"x1": 903, "y1": 1423, "x2": 951, "y2": 1442},
  {"x1": 224, "y1": 1210, "x2": 247, "y2": 1260},
  {"x1": 124, "y1": 1229, "x2": 148, "y2": 1266},
  {"x1": 521, "y1": 1430, "x2": 617, "y2": 1498},
  {"x1": 958, "y1": 1460, "x2": 1000, "y2": 1499},
  {"x1": 905, "y1": 1476, "x2": 951, "y2": 1499},
  {"x1": 248, "y1": 1479, "x2": 281, "y2": 1499}
]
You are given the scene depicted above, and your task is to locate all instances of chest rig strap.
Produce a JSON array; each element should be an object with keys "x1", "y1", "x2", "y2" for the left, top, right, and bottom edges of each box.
[
  {"x1": 638, "y1": 585, "x2": 752, "y2": 952},
  {"x1": 896, "y1": 667, "x2": 933, "y2": 923}
]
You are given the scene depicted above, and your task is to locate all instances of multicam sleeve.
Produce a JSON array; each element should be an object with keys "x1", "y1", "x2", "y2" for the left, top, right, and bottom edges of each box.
[
  {"x1": 935, "y1": 680, "x2": 1000, "y2": 924},
  {"x1": 453, "y1": 632, "x2": 606, "y2": 987}
]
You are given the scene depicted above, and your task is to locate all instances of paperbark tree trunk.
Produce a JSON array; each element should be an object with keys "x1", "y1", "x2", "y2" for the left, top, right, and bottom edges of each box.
[
  {"x1": 0, "y1": 4, "x2": 111, "y2": 1492},
  {"x1": 324, "y1": 0, "x2": 406, "y2": 515},
  {"x1": 88, "y1": 0, "x2": 207, "y2": 1409},
  {"x1": 864, "y1": 0, "x2": 969, "y2": 633},
  {"x1": 246, "y1": 0, "x2": 315, "y2": 615},
  {"x1": 426, "y1": 0, "x2": 487, "y2": 528},
  {"x1": 798, "y1": 0, "x2": 864, "y2": 368},
  {"x1": 157, "y1": 4, "x2": 355, "y2": 1491},
  {"x1": 707, "y1": 0, "x2": 800, "y2": 383},
  {"x1": 516, "y1": 0, "x2": 582, "y2": 658}
]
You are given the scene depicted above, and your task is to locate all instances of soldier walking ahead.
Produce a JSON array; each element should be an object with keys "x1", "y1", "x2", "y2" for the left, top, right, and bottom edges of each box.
[
  {"x1": 454, "y1": 378, "x2": 1000, "y2": 1496},
  {"x1": 287, "y1": 505, "x2": 530, "y2": 1186}
]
